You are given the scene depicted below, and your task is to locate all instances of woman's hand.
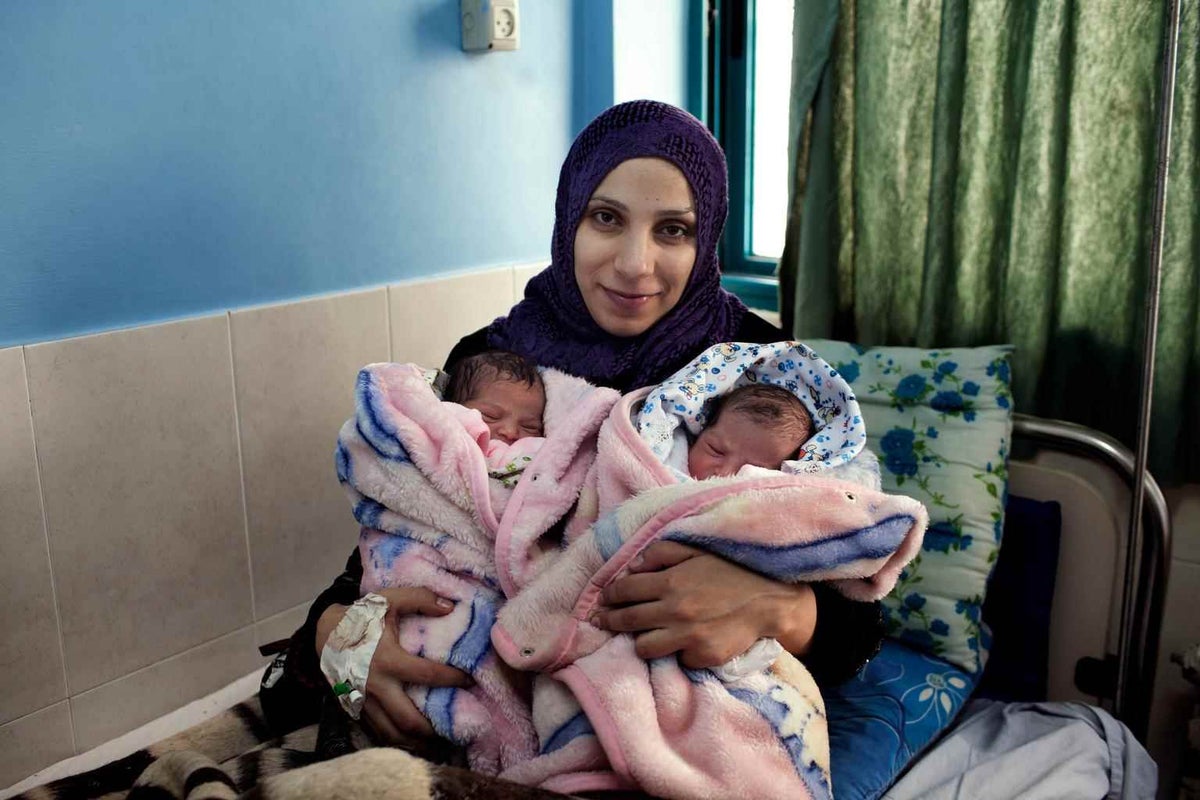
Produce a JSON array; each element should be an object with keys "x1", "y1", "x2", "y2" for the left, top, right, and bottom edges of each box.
[
  {"x1": 591, "y1": 542, "x2": 818, "y2": 669},
  {"x1": 314, "y1": 588, "x2": 473, "y2": 743}
]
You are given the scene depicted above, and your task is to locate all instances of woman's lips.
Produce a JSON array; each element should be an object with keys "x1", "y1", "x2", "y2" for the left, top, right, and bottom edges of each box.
[{"x1": 602, "y1": 287, "x2": 658, "y2": 313}]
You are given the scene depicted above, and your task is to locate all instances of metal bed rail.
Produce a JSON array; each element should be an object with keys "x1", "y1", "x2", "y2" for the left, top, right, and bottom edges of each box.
[{"x1": 1012, "y1": 413, "x2": 1171, "y2": 740}]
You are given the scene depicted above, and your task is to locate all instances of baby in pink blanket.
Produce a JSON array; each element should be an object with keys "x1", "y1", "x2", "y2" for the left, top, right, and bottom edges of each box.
[
  {"x1": 444, "y1": 351, "x2": 546, "y2": 488},
  {"x1": 668, "y1": 366, "x2": 875, "y2": 680}
]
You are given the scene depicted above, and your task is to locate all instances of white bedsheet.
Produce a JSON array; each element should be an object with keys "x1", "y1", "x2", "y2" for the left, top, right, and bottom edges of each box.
[{"x1": 884, "y1": 699, "x2": 1157, "y2": 800}]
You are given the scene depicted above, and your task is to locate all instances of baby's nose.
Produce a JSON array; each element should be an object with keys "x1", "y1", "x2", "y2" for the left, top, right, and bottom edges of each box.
[{"x1": 715, "y1": 460, "x2": 741, "y2": 478}]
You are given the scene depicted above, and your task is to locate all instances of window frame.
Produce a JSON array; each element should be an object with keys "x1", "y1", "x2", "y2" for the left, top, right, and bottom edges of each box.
[{"x1": 705, "y1": 0, "x2": 781, "y2": 312}]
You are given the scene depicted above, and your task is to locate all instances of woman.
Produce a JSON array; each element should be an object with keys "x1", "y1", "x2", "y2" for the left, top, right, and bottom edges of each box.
[{"x1": 262, "y1": 101, "x2": 883, "y2": 744}]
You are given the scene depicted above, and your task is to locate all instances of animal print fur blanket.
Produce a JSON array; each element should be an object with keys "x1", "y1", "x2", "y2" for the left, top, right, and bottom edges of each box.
[{"x1": 10, "y1": 695, "x2": 583, "y2": 800}]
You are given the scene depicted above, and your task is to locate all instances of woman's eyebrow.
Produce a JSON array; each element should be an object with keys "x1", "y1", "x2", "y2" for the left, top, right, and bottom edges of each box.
[
  {"x1": 588, "y1": 195, "x2": 694, "y2": 217},
  {"x1": 657, "y1": 207, "x2": 695, "y2": 218},
  {"x1": 589, "y1": 195, "x2": 628, "y2": 211}
]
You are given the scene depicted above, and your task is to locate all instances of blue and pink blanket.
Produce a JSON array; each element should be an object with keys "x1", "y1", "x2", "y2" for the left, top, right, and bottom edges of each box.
[
  {"x1": 335, "y1": 362, "x2": 619, "y2": 775},
  {"x1": 492, "y1": 341, "x2": 927, "y2": 799},
  {"x1": 335, "y1": 344, "x2": 928, "y2": 799}
]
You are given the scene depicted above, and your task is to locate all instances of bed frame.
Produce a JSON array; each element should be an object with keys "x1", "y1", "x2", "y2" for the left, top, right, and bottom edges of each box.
[{"x1": 1010, "y1": 413, "x2": 1170, "y2": 741}]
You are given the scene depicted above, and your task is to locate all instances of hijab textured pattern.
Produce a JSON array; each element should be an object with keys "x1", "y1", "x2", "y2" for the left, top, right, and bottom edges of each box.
[{"x1": 488, "y1": 100, "x2": 748, "y2": 390}]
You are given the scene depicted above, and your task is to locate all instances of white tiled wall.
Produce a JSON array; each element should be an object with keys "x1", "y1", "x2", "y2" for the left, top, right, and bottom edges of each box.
[
  {"x1": 230, "y1": 289, "x2": 390, "y2": 620},
  {"x1": 0, "y1": 348, "x2": 66, "y2": 727},
  {"x1": 26, "y1": 315, "x2": 252, "y2": 696},
  {"x1": 0, "y1": 263, "x2": 539, "y2": 789},
  {"x1": 388, "y1": 270, "x2": 518, "y2": 366}
]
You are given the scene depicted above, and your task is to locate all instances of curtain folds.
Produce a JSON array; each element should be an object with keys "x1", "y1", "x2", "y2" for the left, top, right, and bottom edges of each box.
[{"x1": 780, "y1": 0, "x2": 1199, "y2": 484}]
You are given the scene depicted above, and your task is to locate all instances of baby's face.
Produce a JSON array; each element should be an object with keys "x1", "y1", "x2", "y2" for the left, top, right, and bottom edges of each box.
[
  {"x1": 462, "y1": 378, "x2": 545, "y2": 445},
  {"x1": 688, "y1": 410, "x2": 803, "y2": 480}
]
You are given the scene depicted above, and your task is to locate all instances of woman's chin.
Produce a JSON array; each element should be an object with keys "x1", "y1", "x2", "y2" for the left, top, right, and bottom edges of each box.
[
  {"x1": 578, "y1": 292, "x2": 672, "y2": 338},
  {"x1": 593, "y1": 313, "x2": 659, "y2": 338}
]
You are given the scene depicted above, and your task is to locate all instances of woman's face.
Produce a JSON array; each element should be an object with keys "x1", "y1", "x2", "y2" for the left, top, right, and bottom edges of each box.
[{"x1": 573, "y1": 158, "x2": 698, "y2": 337}]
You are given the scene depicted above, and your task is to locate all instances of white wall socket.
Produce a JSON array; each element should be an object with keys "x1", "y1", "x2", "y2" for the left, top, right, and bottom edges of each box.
[{"x1": 461, "y1": 0, "x2": 519, "y2": 52}]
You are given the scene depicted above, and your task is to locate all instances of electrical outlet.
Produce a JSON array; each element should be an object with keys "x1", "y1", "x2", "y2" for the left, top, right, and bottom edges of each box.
[{"x1": 461, "y1": 0, "x2": 519, "y2": 52}]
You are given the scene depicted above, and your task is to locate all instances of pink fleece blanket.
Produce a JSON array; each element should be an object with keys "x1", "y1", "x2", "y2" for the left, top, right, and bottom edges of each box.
[
  {"x1": 335, "y1": 362, "x2": 619, "y2": 775},
  {"x1": 490, "y1": 388, "x2": 929, "y2": 799}
]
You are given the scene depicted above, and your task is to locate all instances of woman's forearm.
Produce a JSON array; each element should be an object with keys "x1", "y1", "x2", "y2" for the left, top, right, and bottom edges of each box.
[
  {"x1": 800, "y1": 585, "x2": 885, "y2": 684},
  {"x1": 287, "y1": 548, "x2": 364, "y2": 687},
  {"x1": 315, "y1": 603, "x2": 350, "y2": 656},
  {"x1": 769, "y1": 583, "x2": 818, "y2": 657}
]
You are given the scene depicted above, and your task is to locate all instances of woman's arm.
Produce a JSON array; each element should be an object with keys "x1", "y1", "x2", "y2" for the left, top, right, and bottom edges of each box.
[
  {"x1": 287, "y1": 549, "x2": 365, "y2": 688},
  {"x1": 260, "y1": 548, "x2": 364, "y2": 733},
  {"x1": 592, "y1": 541, "x2": 883, "y2": 684},
  {"x1": 805, "y1": 582, "x2": 885, "y2": 684},
  {"x1": 262, "y1": 549, "x2": 473, "y2": 740},
  {"x1": 313, "y1": 587, "x2": 474, "y2": 741}
]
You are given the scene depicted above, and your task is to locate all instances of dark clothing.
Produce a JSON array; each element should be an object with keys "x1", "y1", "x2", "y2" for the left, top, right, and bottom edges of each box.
[
  {"x1": 262, "y1": 313, "x2": 884, "y2": 733},
  {"x1": 447, "y1": 311, "x2": 783, "y2": 394}
]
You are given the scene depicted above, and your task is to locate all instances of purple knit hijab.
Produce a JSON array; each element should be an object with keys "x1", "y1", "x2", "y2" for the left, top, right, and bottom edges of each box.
[{"x1": 488, "y1": 101, "x2": 747, "y2": 390}]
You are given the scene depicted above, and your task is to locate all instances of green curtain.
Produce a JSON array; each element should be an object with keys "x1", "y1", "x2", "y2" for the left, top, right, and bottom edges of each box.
[{"x1": 780, "y1": 0, "x2": 1199, "y2": 485}]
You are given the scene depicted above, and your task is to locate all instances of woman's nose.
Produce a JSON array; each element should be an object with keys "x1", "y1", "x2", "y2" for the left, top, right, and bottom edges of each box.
[{"x1": 613, "y1": 231, "x2": 652, "y2": 278}]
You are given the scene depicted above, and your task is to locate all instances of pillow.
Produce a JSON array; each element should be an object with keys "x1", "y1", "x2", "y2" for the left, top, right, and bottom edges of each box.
[
  {"x1": 825, "y1": 639, "x2": 976, "y2": 800},
  {"x1": 975, "y1": 494, "x2": 1063, "y2": 702},
  {"x1": 807, "y1": 341, "x2": 1014, "y2": 672}
]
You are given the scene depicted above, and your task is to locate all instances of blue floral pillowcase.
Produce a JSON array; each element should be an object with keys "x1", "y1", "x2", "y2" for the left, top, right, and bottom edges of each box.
[{"x1": 807, "y1": 340, "x2": 1014, "y2": 674}]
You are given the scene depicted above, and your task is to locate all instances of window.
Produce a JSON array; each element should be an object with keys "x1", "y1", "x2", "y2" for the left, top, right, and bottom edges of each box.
[{"x1": 707, "y1": 0, "x2": 795, "y2": 311}]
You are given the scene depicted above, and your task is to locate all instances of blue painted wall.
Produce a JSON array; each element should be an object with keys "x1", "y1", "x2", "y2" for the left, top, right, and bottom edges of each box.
[{"x1": 0, "y1": 1, "x2": 577, "y2": 346}]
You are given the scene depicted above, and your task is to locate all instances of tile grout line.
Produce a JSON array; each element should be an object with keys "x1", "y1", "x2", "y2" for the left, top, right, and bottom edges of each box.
[
  {"x1": 225, "y1": 313, "x2": 258, "y2": 624},
  {"x1": 0, "y1": 620, "x2": 263, "y2": 733},
  {"x1": 20, "y1": 346, "x2": 78, "y2": 755},
  {"x1": 74, "y1": 623, "x2": 261, "y2": 702}
]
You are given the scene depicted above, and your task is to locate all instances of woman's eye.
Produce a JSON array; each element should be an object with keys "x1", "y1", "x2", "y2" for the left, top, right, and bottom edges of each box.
[
  {"x1": 592, "y1": 210, "x2": 619, "y2": 226},
  {"x1": 659, "y1": 223, "x2": 692, "y2": 239}
]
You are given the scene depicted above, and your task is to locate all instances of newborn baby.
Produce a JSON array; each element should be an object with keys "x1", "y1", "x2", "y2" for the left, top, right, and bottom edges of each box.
[
  {"x1": 679, "y1": 382, "x2": 817, "y2": 677},
  {"x1": 445, "y1": 351, "x2": 545, "y2": 487},
  {"x1": 688, "y1": 383, "x2": 814, "y2": 480}
]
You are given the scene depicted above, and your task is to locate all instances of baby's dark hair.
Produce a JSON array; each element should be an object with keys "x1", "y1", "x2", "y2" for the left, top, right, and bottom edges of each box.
[
  {"x1": 707, "y1": 384, "x2": 813, "y2": 456},
  {"x1": 445, "y1": 350, "x2": 543, "y2": 403}
]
